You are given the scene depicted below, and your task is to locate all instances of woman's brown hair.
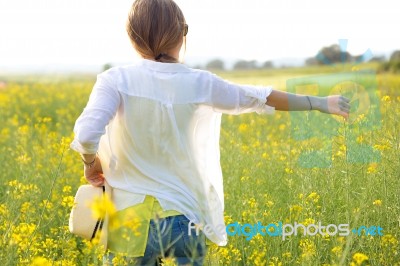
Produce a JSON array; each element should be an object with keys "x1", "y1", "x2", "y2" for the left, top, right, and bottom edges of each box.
[{"x1": 126, "y1": 0, "x2": 187, "y2": 63}]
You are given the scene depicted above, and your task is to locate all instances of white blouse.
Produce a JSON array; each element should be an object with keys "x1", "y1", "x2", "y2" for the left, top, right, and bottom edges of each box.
[{"x1": 70, "y1": 59, "x2": 274, "y2": 245}]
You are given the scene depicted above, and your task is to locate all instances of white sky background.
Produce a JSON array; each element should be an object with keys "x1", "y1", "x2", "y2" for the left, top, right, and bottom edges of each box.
[{"x1": 0, "y1": 0, "x2": 399, "y2": 70}]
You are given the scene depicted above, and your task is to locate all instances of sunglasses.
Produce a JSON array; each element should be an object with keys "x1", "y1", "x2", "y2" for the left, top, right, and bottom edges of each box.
[{"x1": 183, "y1": 24, "x2": 188, "y2": 36}]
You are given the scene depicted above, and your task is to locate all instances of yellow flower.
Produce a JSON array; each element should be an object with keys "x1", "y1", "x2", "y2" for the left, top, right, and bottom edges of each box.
[
  {"x1": 111, "y1": 253, "x2": 130, "y2": 265},
  {"x1": 40, "y1": 200, "x2": 54, "y2": 210},
  {"x1": 302, "y1": 218, "x2": 315, "y2": 226},
  {"x1": 382, "y1": 95, "x2": 391, "y2": 102},
  {"x1": 266, "y1": 200, "x2": 274, "y2": 207},
  {"x1": 16, "y1": 153, "x2": 32, "y2": 164},
  {"x1": 240, "y1": 176, "x2": 249, "y2": 182},
  {"x1": 356, "y1": 135, "x2": 364, "y2": 143},
  {"x1": 355, "y1": 114, "x2": 366, "y2": 122},
  {"x1": 248, "y1": 198, "x2": 257, "y2": 208},
  {"x1": 42, "y1": 117, "x2": 52, "y2": 123},
  {"x1": 331, "y1": 246, "x2": 342, "y2": 256},
  {"x1": 268, "y1": 256, "x2": 282, "y2": 266},
  {"x1": 162, "y1": 257, "x2": 178, "y2": 266},
  {"x1": 89, "y1": 193, "x2": 116, "y2": 220},
  {"x1": 306, "y1": 192, "x2": 320, "y2": 203},
  {"x1": 62, "y1": 185, "x2": 72, "y2": 194},
  {"x1": 337, "y1": 236, "x2": 346, "y2": 243},
  {"x1": 252, "y1": 140, "x2": 261, "y2": 148},
  {"x1": 381, "y1": 234, "x2": 398, "y2": 247},
  {"x1": 250, "y1": 249, "x2": 266, "y2": 265},
  {"x1": 17, "y1": 125, "x2": 30, "y2": 135},
  {"x1": 367, "y1": 163, "x2": 378, "y2": 174},
  {"x1": 352, "y1": 252, "x2": 368, "y2": 265},
  {"x1": 61, "y1": 196, "x2": 75, "y2": 208},
  {"x1": 11, "y1": 223, "x2": 38, "y2": 252},
  {"x1": 372, "y1": 199, "x2": 382, "y2": 206},
  {"x1": 0, "y1": 204, "x2": 7, "y2": 216},
  {"x1": 20, "y1": 202, "x2": 31, "y2": 214},
  {"x1": 31, "y1": 257, "x2": 52, "y2": 266},
  {"x1": 290, "y1": 205, "x2": 303, "y2": 214},
  {"x1": 217, "y1": 247, "x2": 231, "y2": 264},
  {"x1": 373, "y1": 144, "x2": 390, "y2": 151},
  {"x1": 299, "y1": 239, "x2": 316, "y2": 259},
  {"x1": 241, "y1": 145, "x2": 249, "y2": 153},
  {"x1": 224, "y1": 215, "x2": 233, "y2": 224},
  {"x1": 231, "y1": 248, "x2": 242, "y2": 262},
  {"x1": 284, "y1": 167, "x2": 293, "y2": 174},
  {"x1": 238, "y1": 123, "x2": 248, "y2": 133}
]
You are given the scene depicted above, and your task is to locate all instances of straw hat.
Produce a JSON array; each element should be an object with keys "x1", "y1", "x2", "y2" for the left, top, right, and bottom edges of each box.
[{"x1": 69, "y1": 181, "x2": 112, "y2": 249}]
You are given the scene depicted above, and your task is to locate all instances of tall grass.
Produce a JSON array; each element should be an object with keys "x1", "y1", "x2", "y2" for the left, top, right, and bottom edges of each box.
[{"x1": 0, "y1": 67, "x2": 398, "y2": 265}]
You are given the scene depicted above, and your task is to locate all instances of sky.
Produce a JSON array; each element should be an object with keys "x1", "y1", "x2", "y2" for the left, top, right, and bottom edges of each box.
[{"x1": 0, "y1": 0, "x2": 399, "y2": 71}]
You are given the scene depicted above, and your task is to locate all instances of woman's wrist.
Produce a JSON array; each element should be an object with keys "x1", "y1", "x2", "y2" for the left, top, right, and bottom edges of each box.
[
  {"x1": 81, "y1": 154, "x2": 97, "y2": 168},
  {"x1": 308, "y1": 96, "x2": 322, "y2": 112}
]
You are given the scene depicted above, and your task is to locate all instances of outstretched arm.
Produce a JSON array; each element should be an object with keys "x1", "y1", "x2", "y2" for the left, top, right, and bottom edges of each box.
[{"x1": 266, "y1": 90, "x2": 350, "y2": 118}]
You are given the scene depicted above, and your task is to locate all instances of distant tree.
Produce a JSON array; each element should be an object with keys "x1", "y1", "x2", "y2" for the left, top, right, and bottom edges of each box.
[
  {"x1": 369, "y1": 56, "x2": 386, "y2": 63},
  {"x1": 192, "y1": 64, "x2": 203, "y2": 70},
  {"x1": 353, "y1": 54, "x2": 364, "y2": 63},
  {"x1": 305, "y1": 57, "x2": 319, "y2": 66},
  {"x1": 206, "y1": 59, "x2": 225, "y2": 70},
  {"x1": 316, "y1": 44, "x2": 353, "y2": 64},
  {"x1": 233, "y1": 60, "x2": 258, "y2": 70},
  {"x1": 380, "y1": 50, "x2": 400, "y2": 73},
  {"x1": 103, "y1": 63, "x2": 112, "y2": 71},
  {"x1": 389, "y1": 50, "x2": 400, "y2": 62},
  {"x1": 261, "y1": 61, "x2": 274, "y2": 69}
]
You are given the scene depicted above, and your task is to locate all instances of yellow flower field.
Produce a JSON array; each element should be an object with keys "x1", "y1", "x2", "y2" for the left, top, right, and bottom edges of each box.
[{"x1": 0, "y1": 65, "x2": 399, "y2": 265}]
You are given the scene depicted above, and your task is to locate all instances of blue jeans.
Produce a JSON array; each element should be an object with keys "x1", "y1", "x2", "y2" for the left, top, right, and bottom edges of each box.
[{"x1": 103, "y1": 215, "x2": 207, "y2": 266}]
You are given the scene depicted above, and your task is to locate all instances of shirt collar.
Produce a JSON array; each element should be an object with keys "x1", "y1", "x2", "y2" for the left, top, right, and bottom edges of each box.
[{"x1": 139, "y1": 59, "x2": 192, "y2": 73}]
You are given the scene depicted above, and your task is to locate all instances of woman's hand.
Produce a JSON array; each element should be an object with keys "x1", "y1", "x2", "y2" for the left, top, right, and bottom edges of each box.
[
  {"x1": 84, "y1": 156, "x2": 105, "y2": 187},
  {"x1": 315, "y1": 95, "x2": 351, "y2": 119}
]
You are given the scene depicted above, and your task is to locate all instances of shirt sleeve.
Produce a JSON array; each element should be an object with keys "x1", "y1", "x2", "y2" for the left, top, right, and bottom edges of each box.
[
  {"x1": 70, "y1": 69, "x2": 121, "y2": 154},
  {"x1": 207, "y1": 73, "x2": 275, "y2": 115}
]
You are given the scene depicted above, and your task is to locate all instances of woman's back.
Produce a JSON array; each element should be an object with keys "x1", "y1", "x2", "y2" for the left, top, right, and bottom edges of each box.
[{"x1": 92, "y1": 59, "x2": 273, "y2": 244}]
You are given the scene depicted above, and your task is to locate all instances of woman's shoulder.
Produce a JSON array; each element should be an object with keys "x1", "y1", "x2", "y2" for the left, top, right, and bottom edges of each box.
[{"x1": 97, "y1": 61, "x2": 219, "y2": 85}]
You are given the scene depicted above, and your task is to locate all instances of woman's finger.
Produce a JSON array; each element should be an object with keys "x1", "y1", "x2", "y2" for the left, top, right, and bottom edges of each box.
[
  {"x1": 89, "y1": 176, "x2": 105, "y2": 187},
  {"x1": 340, "y1": 104, "x2": 350, "y2": 113},
  {"x1": 93, "y1": 180, "x2": 105, "y2": 187},
  {"x1": 340, "y1": 96, "x2": 350, "y2": 103},
  {"x1": 340, "y1": 101, "x2": 351, "y2": 109}
]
